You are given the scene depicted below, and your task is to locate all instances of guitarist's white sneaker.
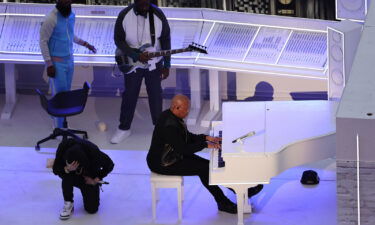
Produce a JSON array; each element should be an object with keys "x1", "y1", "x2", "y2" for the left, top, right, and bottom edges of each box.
[{"x1": 110, "y1": 129, "x2": 131, "y2": 144}]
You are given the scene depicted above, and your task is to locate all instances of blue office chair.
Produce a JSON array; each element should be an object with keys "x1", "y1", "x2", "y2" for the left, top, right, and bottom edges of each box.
[{"x1": 35, "y1": 82, "x2": 90, "y2": 151}]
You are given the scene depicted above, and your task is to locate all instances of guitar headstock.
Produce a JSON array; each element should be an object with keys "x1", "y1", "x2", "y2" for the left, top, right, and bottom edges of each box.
[{"x1": 188, "y1": 42, "x2": 208, "y2": 54}]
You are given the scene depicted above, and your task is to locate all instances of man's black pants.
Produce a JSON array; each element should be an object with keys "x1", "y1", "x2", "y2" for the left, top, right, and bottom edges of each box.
[
  {"x1": 119, "y1": 65, "x2": 163, "y2": 130},
  {"x1": 148, "y1": 154, "x2": 228, "y2": 204},
  {"x1": 62, "y1": 174, "x2": 100, "y2": 214}
]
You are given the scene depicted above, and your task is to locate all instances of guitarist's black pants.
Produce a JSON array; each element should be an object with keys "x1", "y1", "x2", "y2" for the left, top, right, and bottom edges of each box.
[{"x1": 119, "y1": 63, "x2": 163, "y2": 130}]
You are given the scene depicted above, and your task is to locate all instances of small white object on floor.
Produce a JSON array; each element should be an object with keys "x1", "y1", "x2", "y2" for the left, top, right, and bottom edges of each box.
[{"x1": 97, "y1": 122, "x2": 107, "y2": 132}]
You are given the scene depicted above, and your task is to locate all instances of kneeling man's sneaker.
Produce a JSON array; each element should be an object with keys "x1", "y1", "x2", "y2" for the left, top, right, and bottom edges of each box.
[
  {"x1": 110, "y1": 129, "x2": 131, "y2": 144},
  {"x1": 60, "y1": 201, "x2": 74, "y2": 220}
]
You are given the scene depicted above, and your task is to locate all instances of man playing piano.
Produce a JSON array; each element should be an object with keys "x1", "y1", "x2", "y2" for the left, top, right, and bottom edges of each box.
[
  {"x1": 53, "y1": 138, "x2": 114, "y2": 220},
  {"x1": 146, "y1": 94, "x2": 237, "y2": 214}
]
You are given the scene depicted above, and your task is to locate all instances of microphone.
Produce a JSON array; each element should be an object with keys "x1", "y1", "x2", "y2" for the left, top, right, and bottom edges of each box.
[
  {"x1": 232, "y1": 131, "x2": 256, "y2": 143},
  {"x1": 98, "y1": 180, "x2": 109, "y2": 185}
]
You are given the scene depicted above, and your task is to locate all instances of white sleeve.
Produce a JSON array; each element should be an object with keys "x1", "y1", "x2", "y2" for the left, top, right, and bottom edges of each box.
[{"x1": 39, "y1": 11, "x2": 57, "y2": 65}]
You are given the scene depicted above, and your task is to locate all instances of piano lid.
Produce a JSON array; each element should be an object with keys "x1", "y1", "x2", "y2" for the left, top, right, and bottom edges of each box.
[{"x1": 222, "y1": 100, "x2": 338, "y2": 155}]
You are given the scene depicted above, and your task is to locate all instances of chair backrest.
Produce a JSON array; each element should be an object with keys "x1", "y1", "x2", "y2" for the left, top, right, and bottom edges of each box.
[
  {"x1": 35, "y1": 88, "x2": 49, "y2": 112},
  {"x1": 36, "y1": 82, "x2": 91, "y2": 117}
]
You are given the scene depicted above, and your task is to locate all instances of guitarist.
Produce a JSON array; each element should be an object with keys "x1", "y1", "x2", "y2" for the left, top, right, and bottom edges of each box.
[{"x1": 112, "y1": 0, "x2": 171, "y2": 144}]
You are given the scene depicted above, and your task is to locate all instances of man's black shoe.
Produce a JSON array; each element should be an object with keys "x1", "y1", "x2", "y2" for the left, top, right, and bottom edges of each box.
[
  {"x1": 217, "y1": 200, "x2": 237, "y2": 214},
  {"x1": 248, "y1": 184, "x2": 263, "y2": 198},
  {"x1": 228, "y1": 187, "x2": 235, "y2": 194}
]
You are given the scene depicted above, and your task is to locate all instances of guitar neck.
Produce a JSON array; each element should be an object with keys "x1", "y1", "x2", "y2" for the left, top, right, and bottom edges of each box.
[{"x1": 147, "y1": 48, "x2": 189, "y2": 58}]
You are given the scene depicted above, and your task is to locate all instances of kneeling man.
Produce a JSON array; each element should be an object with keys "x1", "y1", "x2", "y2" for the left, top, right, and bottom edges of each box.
[{"x1": 53, "y1": 138, "x2": 114, "y2": 220}]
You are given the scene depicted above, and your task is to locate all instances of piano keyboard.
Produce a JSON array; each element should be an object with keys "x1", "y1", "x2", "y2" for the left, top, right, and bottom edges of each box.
[{"x1": 218, "y1": 130, "x2": 225, "y2": 168}]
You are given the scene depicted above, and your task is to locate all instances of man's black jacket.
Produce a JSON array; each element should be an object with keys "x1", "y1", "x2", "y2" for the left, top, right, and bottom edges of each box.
[
  {"x1": 147, "y1": 109, "x2": 207, "y2": 169},
  {"x1": 53, "y1": 138, "x2": 114, "y2": 179}
]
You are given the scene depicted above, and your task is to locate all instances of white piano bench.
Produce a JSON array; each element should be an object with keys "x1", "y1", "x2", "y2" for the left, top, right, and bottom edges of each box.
[{"x1": 150, "y1": 172, "x2": 184, "y2": 221}]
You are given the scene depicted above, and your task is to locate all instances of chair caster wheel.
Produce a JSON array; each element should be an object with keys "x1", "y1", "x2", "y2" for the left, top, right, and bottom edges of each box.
[{"x1": 35, "y1": 145, "x2": 40, "y2": 151}]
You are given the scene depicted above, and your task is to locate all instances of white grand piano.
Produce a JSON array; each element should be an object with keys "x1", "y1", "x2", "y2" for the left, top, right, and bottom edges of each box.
[{"x1": 209, "y1": 100, "x2": 338, "y2": 225}]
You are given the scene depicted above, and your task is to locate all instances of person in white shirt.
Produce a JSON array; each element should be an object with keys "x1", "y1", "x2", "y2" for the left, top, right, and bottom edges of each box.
[{"x1": 111, "y1": 0, "x2": 171, "y2": 144}]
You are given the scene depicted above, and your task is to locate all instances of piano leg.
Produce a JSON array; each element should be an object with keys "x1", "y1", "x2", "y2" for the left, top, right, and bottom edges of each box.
[
  {"x1": 228, "y1": 185, "x2": 253, "y2": 225},
  {"x1": 244, "y1": 189, "x2": 252, "y2": 214}
]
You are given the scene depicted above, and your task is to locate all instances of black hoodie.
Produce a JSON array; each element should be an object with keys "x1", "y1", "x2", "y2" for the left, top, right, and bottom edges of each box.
[{"x1": 53, "y1": 138, "x2": 114, "y2": 179}]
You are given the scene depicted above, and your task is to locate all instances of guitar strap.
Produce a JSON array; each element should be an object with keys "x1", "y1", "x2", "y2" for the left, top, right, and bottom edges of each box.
[{"x1": 149, "y1": 8, "x2": 155, "y2": 47}]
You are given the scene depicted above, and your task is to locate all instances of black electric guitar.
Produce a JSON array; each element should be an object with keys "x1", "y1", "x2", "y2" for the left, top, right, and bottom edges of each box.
[{"x1": 115, "y1": 42, "x2": 207, "y2": 74}]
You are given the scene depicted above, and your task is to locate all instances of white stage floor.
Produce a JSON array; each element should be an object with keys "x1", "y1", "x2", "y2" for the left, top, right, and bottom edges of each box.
[
  {"x1": 0, "y1": 146, "x2": 337, "y2": 225},
  {"x1": 0, "y1": 94, "x2": 337, "y2": 225}
]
